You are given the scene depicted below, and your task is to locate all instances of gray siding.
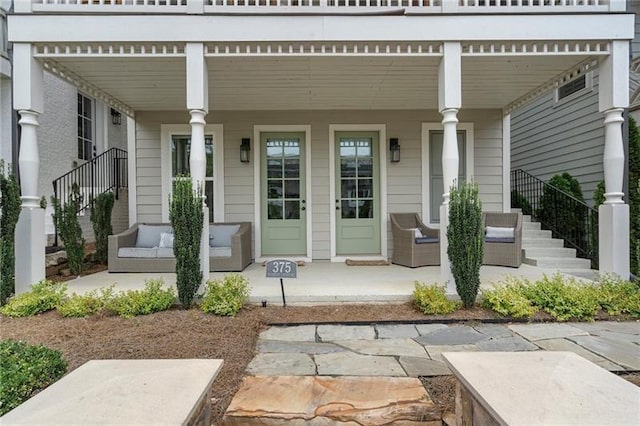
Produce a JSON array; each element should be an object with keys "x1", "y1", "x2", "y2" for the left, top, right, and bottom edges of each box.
[
  {"x1": 135, "y1": 109, "x2": 503, "y2": 260},
  {"x1": 511, "y1": 72, "x2": 603, "y2": 204}
]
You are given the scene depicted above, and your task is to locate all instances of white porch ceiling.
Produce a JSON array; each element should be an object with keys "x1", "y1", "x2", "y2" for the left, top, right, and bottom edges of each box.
[{"x1": 49, "y1": 54, "x2": 593, "y2": 112}]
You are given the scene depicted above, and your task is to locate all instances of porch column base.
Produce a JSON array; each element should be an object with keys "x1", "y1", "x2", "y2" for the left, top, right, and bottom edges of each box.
[
  {"x1": 440, "y1": 204, "x2": 455, "y2": 295},
  {"x1": 201, "y1": 208, "x2": 209, "y2": 285},
  {"x1": 15, "y1": 207, "x2": 45, "y2": 294},
  {"x1": 598, "y1": 204, "x2": 630, "y2": 279}
]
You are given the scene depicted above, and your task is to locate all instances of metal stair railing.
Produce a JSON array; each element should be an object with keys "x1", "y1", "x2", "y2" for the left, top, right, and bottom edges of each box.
[
  {"x1": 52, "y1": 147, "x2": 128, "y2": 245},
  {"x1": 510, "y1": 168, "x2": 598, "y2": 268}
]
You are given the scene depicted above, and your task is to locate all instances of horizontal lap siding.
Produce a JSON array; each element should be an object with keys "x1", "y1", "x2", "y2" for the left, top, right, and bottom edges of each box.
[
  {"x1": 135, "y1": 109, "x2": 502, "y2": 260},
  {"x1": 511, "y1": 73, "x2": 603, "y2": 204}
]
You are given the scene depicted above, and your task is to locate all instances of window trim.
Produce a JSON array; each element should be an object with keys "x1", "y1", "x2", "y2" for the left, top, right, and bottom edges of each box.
[
  {"x1": 553, "y1": 71, "x2": 593, "y2": 105},
  {"x1": 160, "y1": 124, "x2": 224, "y2": 223}
]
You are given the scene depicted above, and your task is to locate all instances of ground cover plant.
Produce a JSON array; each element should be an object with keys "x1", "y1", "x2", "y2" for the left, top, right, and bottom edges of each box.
[
  {"x1": 412, "y1": 282, "x2": 460, "y2": 314},
  {"x1": 0, "y1": 339, "x2": 67, "y2": 416},
  {"x1": 201, "y1": 273, "x2": 250, "y2": 316},
  {"x1": 0, "y1": 280, "x2": 67, "y2": 318},
  {"x1": 57, "y1": 285, "x2": 115, "y2": 318},
  {"x1": 107, "y1": 278, "x2": 175, "y2": 318}
]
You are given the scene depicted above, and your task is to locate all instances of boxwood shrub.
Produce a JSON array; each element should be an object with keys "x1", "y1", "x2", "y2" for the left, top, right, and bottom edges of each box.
[
  {"x1": 412, "y1": 282, "x2": 460, "y2": 315},
  {"x1": 106, "y1": 278, "x2": 175, "y2": 318},
  {"x1": 200, "y1": 273, "x2": 250, "y2": 316},
  {"x1": 0, "y1": 280, "x2": 67, "y2": 318}
]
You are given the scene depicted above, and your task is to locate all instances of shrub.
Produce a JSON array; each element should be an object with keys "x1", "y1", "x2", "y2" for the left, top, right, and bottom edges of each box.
[
  {"x1": 0, "y1": 340, "x2": 67, "y2": 416},
  {"x1": 170, "y1": 177, "x2": 203, "y2": 309},
  {"x1": 412, "y1": 282, "x2": 460, "y2": 315},
  {"x1": 106, "y1": 278, "x2": 175, "y2": 318},
  {"x1": 594, "y1": 275, "x2": 640, "y2": 317},
  {"x1": 0, "y1": 280, "x2": 67, "y2": 318},
  {"x1": 630, "y1": 118, "x2": 640, "y2": 276},
  {"x1": 593, "y1": 180, "x2": 605, "y2": 207},
  {"x1": 538, "y1": 172, "x2": 587, "y2": 248},
  {"x1": 52, "y1": 183, "x2": 85, "y2": 275},
  {"x1": 0, "y1": 161, "x2": 21, "y2": 305},
  {"x1": 447, "y1": 181, "x2": 484, "y2": 309},
  {"x1": 481, "y1": 279, "x2": 537, "y2": 318},
  {"x1": 89, "y1": 192, "x2": 114, "y2": 264},
  {"x1": 200, "y1": 273, "x2": 250, "y2": 316},
  {"x1": 57, "y1": 286, "x2": 115, "y2": 318},
  {"x1": 510, "y1": 190, "x2": 532, "y2": 216},
  {"x1": 519, "y1": 273, "x2": 599, "y2": 321}
]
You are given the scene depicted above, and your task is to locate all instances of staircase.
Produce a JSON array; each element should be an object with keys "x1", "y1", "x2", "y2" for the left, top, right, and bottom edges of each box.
[{"x1": 520, "y1": 213, "x2": 595, "y2": 278}]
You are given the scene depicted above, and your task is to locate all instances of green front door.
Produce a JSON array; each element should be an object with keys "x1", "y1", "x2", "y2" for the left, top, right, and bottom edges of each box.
[
  {"x1": 335, "y1": 131, "x2": 380, "y2": 255},
  {"x1": 261, "y1": 132, "x2": 307, "y2": 256}
]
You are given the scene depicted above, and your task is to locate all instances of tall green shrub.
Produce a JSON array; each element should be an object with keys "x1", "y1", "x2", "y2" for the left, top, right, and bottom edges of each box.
[
  {"x1": 510, "y1": 190, "x2": 532, "y2": 215},
  {"x1": 89, "y1": 192, "x2": 114, "y2": 264},
  {"x1": 628, "y1": 117, "x2": 640, "y2": 276},
  {"x1": 170, "y1": 177, "x2": 203, "y2": 308},
  {"x1": 0, "y1": 162, "x2": 21, "y2": 306},
  {"x1": 52, "y1": 183, "x2": 85, "y2": 275},
  {"x1": 447, "y1": 181, "x2": 484, "y2": 308},
  {"x1": 538, "y1": 172, "x2": 586, "y2": 247}
]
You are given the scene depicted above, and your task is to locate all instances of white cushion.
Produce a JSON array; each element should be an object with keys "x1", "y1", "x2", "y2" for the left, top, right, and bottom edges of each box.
[
  {"x1": 135, "y1": 224, "x2": 172, "y2": 248},
  {"x1": 209, "y1": 224, "x2": 240, "y2": 247},
  {"x1": 157, "y1": 248, "x2": 175, "y2": 258},
  {"x1": 210, "y1": 246, "x2": 232, "y2": 258},
  {"x1": 413, "y1": 228, "x2": 423, "y2": 238},
  {"x1": 118, "y1": 247, "x2": 158, "y2": 258},
  {"x1": 159, "y1": 232, "x2": 174, "y2": 248},
  {"x1": 485, "y1": 226, "x2": 515, "y2": 239}
]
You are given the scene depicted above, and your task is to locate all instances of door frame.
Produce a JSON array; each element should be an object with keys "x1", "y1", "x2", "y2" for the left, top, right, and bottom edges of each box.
[
  {"x1": 421, "y1": 122, "x2": 474, "y2": 227},
  {"x1": 253, "y1": 125, "x2": 312, "y2": 262},
  {"x1": 329, "y1": 124, "x2": 388, "y2": 261}
]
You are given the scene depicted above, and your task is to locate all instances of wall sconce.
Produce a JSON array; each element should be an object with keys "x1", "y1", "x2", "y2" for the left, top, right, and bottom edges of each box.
[
  {"x1": 240, "y1": 138, "x2": 251, "y2": 163},
  {"x1": 389, "y1": 138, "x2": 400, "y2": 163},
  {"x1": 110, "y1": 108, "x2": 122, "y2": 125}
]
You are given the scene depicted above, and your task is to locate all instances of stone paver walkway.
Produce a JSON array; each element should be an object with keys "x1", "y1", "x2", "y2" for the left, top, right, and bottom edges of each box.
[{"x1": 246, "y1": 321, "x2": 640, "y2": 376}]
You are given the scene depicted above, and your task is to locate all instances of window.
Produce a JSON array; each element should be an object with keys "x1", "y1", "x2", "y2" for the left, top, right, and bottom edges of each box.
[
  {"x1": 77, "y1": 93, "x2": 94, "y2": 160},
  {"x1": 429, "y1": 130, "x2": 466, "y2": 223}
]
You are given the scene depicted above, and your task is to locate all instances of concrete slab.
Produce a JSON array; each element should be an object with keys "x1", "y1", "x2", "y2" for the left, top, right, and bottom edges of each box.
[
  {"x1": 246, "y1": 353, "x2": 316, "y2": 376},
  {"x1": 508, "y1": 323, "x2": 589, "y2": 341},
  {"x1": 334, "y1": 338, "x2": 429, "y2": 358},
  {"x1": 424, "y1": 345, "x2": 479, "y2": 362},
  {"x1": 257, "y1": 340, "x2": 345, "y2": 354},
  {"x1": 315, "y1": 352, "x2": 406, "y2": 376},
  {"x1": 475, "y1": 335, "x2": 539, "y2": 352},
  {"x1": 414, "y1": 326, "x2": 485, "y2": 345},
  {"x1": 568, "y1": 335, "x2": 640, "y2": 370},
  {"x1": 415, "y1": 323, "x2": 449, "y2": 335},
  {"x1": 589, "y1": 330, "x2": 640, "y2": 345},
  {"x1": 376, "y1": 324, "x2": 419, "y2": 339},
  {"x1": 534, "y1": 338, "x2": 625, "y2": 371},
  {"x1": 259, "y1": 325, "x2": 317, "y2": 342},
  {"x1": 399, "y1": 356, "x2": 451, "y2": 377},
  {"x1": 317, "y1": 325, "x2": 375, "y2": 342},
  {"x1": 0, "y1": 359, "x2": 223, "y2": 426},
  {"x1": 222, "y1": 376, "x2": 441, "y2": 425},
  {"x1": 442, "y1": 351, "x2": 640, "y2": 426}
]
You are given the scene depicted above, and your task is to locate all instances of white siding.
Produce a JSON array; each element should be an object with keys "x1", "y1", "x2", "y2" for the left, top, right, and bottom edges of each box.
[
  {"x1": 511, "y1": 73, "x2": 603, "y2": 204},
  {"x1": 135, "y1": 109, "x2": 503, "y2": 260}
]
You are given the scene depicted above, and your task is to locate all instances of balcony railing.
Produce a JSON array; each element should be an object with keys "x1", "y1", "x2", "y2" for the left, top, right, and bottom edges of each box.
[{"x1": 26, "y1": 0, "x2": 621, "y2": 14}]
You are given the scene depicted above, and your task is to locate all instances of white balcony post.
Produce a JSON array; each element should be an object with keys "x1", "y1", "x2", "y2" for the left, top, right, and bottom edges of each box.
[
  {"x1": 186, "y1": 43, "x2": 209, "y2": 281},
  {"x1": 13, "y1": 43, "x2": 45, "y2": 294},
  {"x1": 438, "y1": 42, "x2": 462, "y2": 293},
  {"x1": 598, "y1": 40, "x2": 629, "y2": 278}
]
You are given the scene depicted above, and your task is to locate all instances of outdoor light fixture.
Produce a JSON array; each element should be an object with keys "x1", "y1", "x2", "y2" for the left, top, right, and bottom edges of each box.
[
  {"x1": 390, "y1": 138, "x2": 400, "y2": 163},
  {"x1": 240, "y1": 138, "x2": 251, "y2": 163},
  {"x1": 110, "y1": 108, "x2": 122, "y2": 125}
]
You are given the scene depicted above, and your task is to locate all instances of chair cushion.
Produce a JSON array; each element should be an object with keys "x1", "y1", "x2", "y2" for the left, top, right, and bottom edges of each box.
[
  {"x1": 413, "y1": 228, "x2": 423, "y2": 238},
  {"x1": 135, "y1": 224, "x2": 172, "y2": 248},
  {"x1": 157, "y1": 248, "x2": 175, "y2": 258},
  {"x1": 209, "y1": 224, "x2": 240, "y2": 247},
  {"x1": 159, "y1": 232, "x2": 174, "y2": 248},
  {"x1": 210, "y1": 246, "x2": 232, "y2": 258},
  {"x1": 118, "y1": 247, "x2": 158, "y2": 258},
  {"x1": 485, "y1": 226, "x2": 515, "y2": 239},
  {"x1": 485, "y1": 237, "x2": 515, "y2": 243},
  {"x1": 415, "y1": 237, "x2": 439, "y2": 244}
]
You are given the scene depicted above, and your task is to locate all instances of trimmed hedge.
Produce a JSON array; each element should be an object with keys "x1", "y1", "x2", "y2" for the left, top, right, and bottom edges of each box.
[{"x1": 412, "y1": 282, "x2": 460, "y2": 315}]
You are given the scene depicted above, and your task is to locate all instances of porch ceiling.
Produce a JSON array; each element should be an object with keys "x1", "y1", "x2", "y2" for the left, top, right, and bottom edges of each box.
[{"x1": 49, "y1": 54, "x2": 593, "y2": 112}]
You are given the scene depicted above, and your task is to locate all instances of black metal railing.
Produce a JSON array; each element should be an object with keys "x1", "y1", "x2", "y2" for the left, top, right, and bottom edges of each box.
[
  {"x1": 511, "y1": 169, "x2": 599, "y2": 268},
  {"x1": 52, "y1": 148, "x2": 128, "y2": 244}
]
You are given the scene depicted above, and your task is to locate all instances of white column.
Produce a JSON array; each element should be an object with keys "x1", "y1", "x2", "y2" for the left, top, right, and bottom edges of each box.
[
  {"x1": 186, "y1": 43, "x2": 209, "y2": 282},
  {"x1": 598, "y1": 40, "x2": 629, "y2": 278},
  {"x1": 438, "y1": 42, "x2": 462, "y2": 293},
  {"x1": 12, "y1": 43, "x2": 45, "y2": 294}
]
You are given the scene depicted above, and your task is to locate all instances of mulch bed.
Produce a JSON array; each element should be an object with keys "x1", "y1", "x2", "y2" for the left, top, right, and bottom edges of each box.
[{"x1": 1, "y1": 304, "x2": 638, "y2": 425}]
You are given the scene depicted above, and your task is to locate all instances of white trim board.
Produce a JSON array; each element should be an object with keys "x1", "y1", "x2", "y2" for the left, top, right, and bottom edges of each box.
[
  {"x1": 126, "y1": 116, "x2": 137, "y2": 226},
  {"x1": 160, "y1": 123, "x2": 225, "y2": 223},
  {"x1": 253, "y1": 124, "x2": 313, "y2": 262},
  {"x1": 329, "y1": 124, "x2": 388, "y2": 261},
  {"x1": 421, "y1": 122, "x2": 474, "y2": 227}
]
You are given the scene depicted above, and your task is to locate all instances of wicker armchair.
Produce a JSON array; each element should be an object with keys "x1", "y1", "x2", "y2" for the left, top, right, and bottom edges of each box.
[
  {"x1": 482, "y1": 212, "x2": 523, "y2": 268},
  {"x1": 390, "y1": 213, "x2": 440, "y2": 268}
]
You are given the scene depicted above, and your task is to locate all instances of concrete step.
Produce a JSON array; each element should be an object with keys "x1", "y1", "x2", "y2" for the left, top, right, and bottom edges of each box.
[
  {"x1": 522, "y1": 214, "x2": 532, "y2": 223},
  {"x1": 523, "y1": 221, "x2": 541, "y2": 231},
  {"x1": 522, "y1": 238, "x2": 565, "y2": 248},
  {"x1": 522, "y1": 229, "x2": 552, "y2": 239},
  {"x1": 524, "y1": 247, "x2": 577, "y2": 258},
  {"x1": 523, "y1": 257, "x2": 592, "y2": 269}
]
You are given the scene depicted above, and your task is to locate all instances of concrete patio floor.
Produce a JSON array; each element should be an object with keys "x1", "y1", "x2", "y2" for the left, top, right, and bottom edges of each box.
[{"x1": 64, "y1": 261, "x2": 584, "y2": 305}]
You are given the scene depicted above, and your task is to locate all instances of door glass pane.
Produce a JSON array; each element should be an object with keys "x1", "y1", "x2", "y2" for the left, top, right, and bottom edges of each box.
[
  {"x1": 285, "y1": 201, "x2": 300, "y2": 219},
  {"x1": 266, "y1": 137, "x2": 301, "y2": 221},
  {"x1": 339, "y1": 137, "x2": 374, "y2": 220},
  {"x1": 267, "y1": 158, "x2": 283, "y2": 178},
  {"x1": 268, "y1": 180, "x2": 283, "y2": 199},
  {"x1": 205, "y1": 181, "x2": 214, "y2": 221},
  {"x1": 285, "y1": 180, "x2": 300, "y2": 198},
  {"x1": 268, "y1": 200, "x2": 283, "y2": 219}
]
